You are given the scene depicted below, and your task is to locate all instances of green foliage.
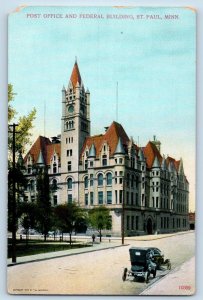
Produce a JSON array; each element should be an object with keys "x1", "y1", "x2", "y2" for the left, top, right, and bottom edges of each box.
[
  {"x1": 54, "y1": 203, "x2": 87, "y2": 245},
  {"x1": 88, "y1": 206, "x2": 112, "y2": 242},
  {"x1": 8, "y1": 83, "x2": 36, "y2": 154},
  {"x1": 18, "y1": 202, "x2": 38, "y2": 244},
  {"x1": 7, "y1": 166, "x2": 28, "y2": 232},
  {"x1": 35, "y1": 167, "x2": 53, "y2": 241}
]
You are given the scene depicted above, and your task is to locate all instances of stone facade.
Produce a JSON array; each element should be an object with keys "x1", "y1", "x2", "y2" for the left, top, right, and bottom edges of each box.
[{"x1": 23, "y1": 61, "x2": 190, "y2": 236}]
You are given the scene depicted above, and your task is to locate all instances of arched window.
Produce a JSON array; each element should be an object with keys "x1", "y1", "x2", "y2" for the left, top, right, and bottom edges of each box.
[
  {"x1": 106, "y1": 173, "x2": 112, "y2": 185},
  {"x1": 67, "y1": 178, "x2": 73, "y2": 189},
  {"x1": 84, "y1": 176, "x2": 88, "y2": 188},
  {"x1": 98, "y1": 173, "x2": 103, "y2": 186},
  {"x1": 52, "y1": 179, "x2": 57, "y2": 191}
]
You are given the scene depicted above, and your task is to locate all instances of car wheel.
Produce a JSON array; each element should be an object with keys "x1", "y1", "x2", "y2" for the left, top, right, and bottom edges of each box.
[
  {"x1": 153, "y1": 269, "x2": 157, "y2": 278},
  {"x1": 122, "y1": 268, "x2": 128, "y2": 281},
  {"x1": 145, "y1": 271, "x2": 150, "y2": 283}
]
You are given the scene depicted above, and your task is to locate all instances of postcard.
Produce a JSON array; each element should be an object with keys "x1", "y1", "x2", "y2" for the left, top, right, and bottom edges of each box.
[{"x1": 8, "y1": 6, "x2": 196, "y2": 295}]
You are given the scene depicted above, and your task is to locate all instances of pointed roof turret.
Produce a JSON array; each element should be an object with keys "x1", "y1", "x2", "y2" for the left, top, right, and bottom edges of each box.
[
  {"x1": 17, "y1": 151, "x2": 24, "y2": 168},
  {"x1": 152, "y1": 156, "x2": 160, "y2": 168},
  {"x1": 168, "y1": 161, "x2": 175, "y2": 173},
  {"x1": 178, "y1": 158, "x2": 184, "y2": 174},
  {"x1": 88, "y1": 143, "x2": 96, "y2": 158},
  {"x1": 161, "y1": 155, "x2": 167, "y2": 170},
  {"x1": 114, "y1": 137, "x2": 125, "y2": 155},
  {"x1": 138, "y1": 148, "x2": 145, "y2": 161},
  {"x1": 69, "y1": 60, "x2": 81, "y2": 89},
  {"x1": 36, "y1": 150, "x2": 45, "y2": 165}
]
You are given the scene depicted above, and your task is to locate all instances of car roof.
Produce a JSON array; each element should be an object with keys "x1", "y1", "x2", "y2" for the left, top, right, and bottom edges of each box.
[{"x1": 129, "y1": 247, "x2": 161, "y2": 251}]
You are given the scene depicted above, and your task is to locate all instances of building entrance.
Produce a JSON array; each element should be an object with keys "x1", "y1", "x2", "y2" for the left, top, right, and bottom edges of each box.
[{"x1": 146, "y1": 218, "x2": 153, "y2": 234}]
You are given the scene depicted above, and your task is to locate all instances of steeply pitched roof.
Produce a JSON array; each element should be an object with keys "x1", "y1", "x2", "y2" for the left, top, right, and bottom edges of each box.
[
  {"x1": 24, "y1": 136, "x2": 61, "y2": 165},
  {"x1": 70, "y1": 61, "x2": 81, "y2": 88},
  {"x1": 81, "y1": 121, "x2": 129, "y2": 158},
  {"x1": 143, "y1": 141, "x2": 162, "y2": 168}
]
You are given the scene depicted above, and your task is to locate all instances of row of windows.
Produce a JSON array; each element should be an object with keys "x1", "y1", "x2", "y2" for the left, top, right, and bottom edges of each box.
[
  {"x1": 84, "y1": 191, "x2": 112, "y2": 205},
  {"x1": 126, "y1": 215, "x2": 139, "y2": 231},
  {"x1": 66, "y1": 137, "x2": 74, "y2": 144},
  {"x1": 66, "y1": 120, "x2": 74, "y2": 130},
  {"x1": 161, "y1": 217, "x2": 188, "y2": 229}
]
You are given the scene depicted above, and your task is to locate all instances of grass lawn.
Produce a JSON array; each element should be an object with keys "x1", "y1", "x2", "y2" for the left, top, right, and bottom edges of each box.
[{"x1": 7, "y1": 239, "x2": 92, "y2": 258}]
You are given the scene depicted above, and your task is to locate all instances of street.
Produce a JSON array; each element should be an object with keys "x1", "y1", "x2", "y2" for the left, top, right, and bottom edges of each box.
[{"x1": 7, "y1": 231, "x2": 195, "y2": 295}]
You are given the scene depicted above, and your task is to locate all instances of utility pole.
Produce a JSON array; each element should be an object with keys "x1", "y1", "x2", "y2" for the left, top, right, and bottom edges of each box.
[{"x1": 9, "y1": 123, "x2": 19, "y2": 263}]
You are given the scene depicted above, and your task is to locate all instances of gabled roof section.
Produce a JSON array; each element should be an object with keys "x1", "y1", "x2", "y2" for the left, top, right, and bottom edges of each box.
[
  {"x1": 143, "y1": 141, "x2": 162, "y2": 168},
  {"x1": 152, "y1": 156, "x2": 160, "y2": 168},
  {"x1": 80, "y1": 121, "x2": 129, "y2": 159},
  {"x1": 70, "y1": 61, "x2": 81, "y2": 89},
  {"x1": 24, "y1": 136, "x2": 61, "y2": 165}
]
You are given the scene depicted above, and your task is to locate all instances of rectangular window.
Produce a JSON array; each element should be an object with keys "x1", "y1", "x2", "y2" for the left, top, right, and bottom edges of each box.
[
  {"x1": 127, "y1": 216, "x2": 130, "y2": 230},
  {"x1": 119, "y1": 178, "x2": 123, "y2": 184},
  {"x1": 152, "y1": 197, "x2": 154, "y2": 207},
  {"x1": 119, "y1": 190, "x2": 123, "y2": 204},
  {"x1": 136, "y1": 193, "x2": 139, "y2": 206},
  {"x1": 107, "y1": 191, "x2": 112, "y2": 204},
  {"x1": 24, "y1": 196, "x2": 29, "y2": 202},
  {"x1": 85, "y1": 160, "x2": 88, "y2": 170},
  {"x1": 90, "y1": 174, "x2": 94, "y2": 186},
  {"x1": 136, "y1": 216, "x2": 139, "y2": 230},
  {"x1": 115, "y1": 190, "x2": 118, "y2": 204},
  {"x1": 85, "y1": 193, "x2": 88, "y2": 205},
  {"x1": 53, "y1": 195, "x2": 57, "y2": 206},
  {"x1": 90, "y1": 192, "x2": 94, "y2": 205},
  {"x1": 90, "y1": 161, "x2": 93, "y2": 167},
  {"x1": 131, "y1": 192, "x2": 134, "y2": 205},
  {"x1": 126, "y1": 192, "x2": 129, "y2": 205},
  {"x1": 68, "y1": 161, "x2": 71, "y2": 171},
  {"x1": 161, "y1": 217, "x2": 163, "y2": 228},
  {"x1": 98, "y1": 191, "x2": 103, "y2": 205},
  {"x1": 68, "y1": 194, "x2": 72, "y2": 204},
  {"x1": 70, "y1": 149, "x2": 72, "y2": 156},
  {"x1": 131, "y1": 216, "x2": 134, "y2": 230},
  {"x1": 156, "y1": 197, "x2": 159, "y2": 208},
  {"x1": 31, "y1": 195, "x2": 35, "y2": 202},
  {"x1": 67, "y1": 150, "x2": 69, "y2": 156}
]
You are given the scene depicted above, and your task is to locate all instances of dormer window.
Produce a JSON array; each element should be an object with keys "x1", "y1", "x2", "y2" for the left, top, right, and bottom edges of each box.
[
  {"x1": 102, "y1": 155, "x2": 107, "y2": 166},
  {"x1": 28, "y1": 165, "x2": 32, "y2": 174}
]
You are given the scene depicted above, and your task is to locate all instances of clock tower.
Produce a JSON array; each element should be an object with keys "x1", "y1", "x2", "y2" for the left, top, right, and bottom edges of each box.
[{"x1": 60, "y1": 60, "x2": 90, "y2": 203}]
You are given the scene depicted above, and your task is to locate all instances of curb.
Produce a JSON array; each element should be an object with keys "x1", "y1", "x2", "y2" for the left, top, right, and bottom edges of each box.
[
  {"x1": 7, "y1": 244, "x2": 129, "y2": 267},
  {"x1": 139, "y1": 256, "x2": 194, "y2": 295}
]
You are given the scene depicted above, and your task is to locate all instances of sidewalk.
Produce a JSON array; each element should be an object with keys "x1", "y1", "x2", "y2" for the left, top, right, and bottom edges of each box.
[
  {"x1": 140, "y1": 256, "x2": 195, "y2": 296},
  {"x1": 7, "y1": 240, "x2": 127, "y2": 266},
  {"x1": 7, "y1": 231, "x2": 193, "y2": 267}
]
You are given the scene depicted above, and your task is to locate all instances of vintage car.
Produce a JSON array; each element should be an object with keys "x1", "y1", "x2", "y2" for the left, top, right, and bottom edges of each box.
[{"x1": 122, "y1": 247, "x2": 171, "y2": 283}]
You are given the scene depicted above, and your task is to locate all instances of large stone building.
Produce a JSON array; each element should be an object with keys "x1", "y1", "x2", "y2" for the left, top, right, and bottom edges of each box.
[{"x1": 23, "y1": 61, "x2": 190, "y2": 236}]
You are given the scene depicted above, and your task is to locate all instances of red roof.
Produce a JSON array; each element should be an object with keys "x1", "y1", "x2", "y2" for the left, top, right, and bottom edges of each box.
[
  {"x1": 143, "y1": 141, "x2": 162, "y2": 168},
  {"x1": 81, "y1": 121, "x2": 129, "y2": 158},
  {"x1": 70, "y1": 61, "x2": 81, "y2": 88},
  {"x1": 24, "y1": 136, "x2": 61, "y2": 165}
]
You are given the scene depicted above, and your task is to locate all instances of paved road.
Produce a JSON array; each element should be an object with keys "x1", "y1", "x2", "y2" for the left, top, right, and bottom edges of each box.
[{"x1": 7, "y1": 231, "x2": 195, "y2": 295}]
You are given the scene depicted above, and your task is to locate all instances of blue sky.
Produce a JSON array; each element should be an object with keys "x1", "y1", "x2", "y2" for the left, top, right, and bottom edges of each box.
[{"x1": 8, "y1": 6, "x2": 196, "y2": 210}]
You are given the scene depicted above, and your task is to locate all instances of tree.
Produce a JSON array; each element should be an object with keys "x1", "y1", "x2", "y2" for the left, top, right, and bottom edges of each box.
[
  {"x1": 88, "y1": 206, "x2": 112, "y2": 242},
  {"x1": 18, "y1": 202, "x2": 38, "y2": 245},
  {"x1": 35, "y1": 166, "x2": 53, "y2": 241},
  {"x1": 54, "y1": 203, "x2": 87, "y2": 245},
  {"x1": 8, "y1": 165, "x2": 27, "y2": 233},
  {"x1": 8, "y1": 83, "x2": 36, "y2": 154}
]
